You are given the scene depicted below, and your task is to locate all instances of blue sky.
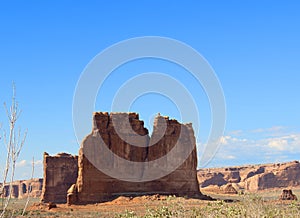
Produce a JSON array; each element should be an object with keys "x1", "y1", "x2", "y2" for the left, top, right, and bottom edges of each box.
[{"x1": 0, "y1": 1, "x2": 300, "y2": 179}]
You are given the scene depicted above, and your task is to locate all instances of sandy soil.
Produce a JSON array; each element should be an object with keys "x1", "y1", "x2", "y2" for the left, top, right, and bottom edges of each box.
[
  {"x1": 29, "y1": 195, "x2": 210, "y2": 214},
  {"x1": 25, "y1": 190, "x2": 300, "y2": 217}
]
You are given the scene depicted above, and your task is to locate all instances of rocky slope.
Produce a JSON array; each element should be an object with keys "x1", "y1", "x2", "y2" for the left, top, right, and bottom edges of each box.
[{"x1": 197, "y1": 161, "x2": 300, "y2": 193}]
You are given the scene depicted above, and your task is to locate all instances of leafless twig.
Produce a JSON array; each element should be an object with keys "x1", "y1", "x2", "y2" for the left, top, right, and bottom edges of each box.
[{"x1": 0, "y1": 83, "x2": 27, "y2": 218}]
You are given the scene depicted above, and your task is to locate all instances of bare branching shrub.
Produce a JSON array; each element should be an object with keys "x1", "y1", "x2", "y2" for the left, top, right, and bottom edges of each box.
[{"x1": 0, "y1": 83, "x2": 27, "y2": 218}]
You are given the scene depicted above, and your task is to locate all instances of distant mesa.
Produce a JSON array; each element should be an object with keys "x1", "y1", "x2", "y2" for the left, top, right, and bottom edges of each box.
[
  {"x1": 197, "y1": 160, "x2": 300, "y2": 194},
  {"x1": 0, "y1": 178, "x2": 43, "y2": 199}
]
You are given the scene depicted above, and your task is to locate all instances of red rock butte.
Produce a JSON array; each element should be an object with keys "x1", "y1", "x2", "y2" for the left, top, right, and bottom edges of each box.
[{"x1": 41, "y1": 112, "x2": 206, "y2": 204}]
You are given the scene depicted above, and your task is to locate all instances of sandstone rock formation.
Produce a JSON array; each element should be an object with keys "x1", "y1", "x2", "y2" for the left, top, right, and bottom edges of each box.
[
  {"x1": 0, "y1": 178, "x2": 43, "y2": 199},
  {"x1": 198, "y1": 161, "x2": 300, "y2": 193},
  {"x1": 41, "y1": 152, "x2": 78, "y2": 203},
  {"x1": 72, "y1": 112, "x2": 202, "y2": 204},
  {"x1": 41, "y1": 112, "x2": 205, "y2": 204},
  {"x1": 279, "y1": 189, "x2": 298, "y2": 200}
]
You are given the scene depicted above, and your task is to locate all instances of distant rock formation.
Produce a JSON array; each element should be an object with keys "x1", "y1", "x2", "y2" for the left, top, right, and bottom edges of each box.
[
  {"x1": 198, "y1": 161, "x2": 300, "y2": 193},
  {"x1": 279, "y1": 189, "x2": 298, "y2": 200},
  {"x1": 0, "y1": 178, "x2": 43, "y2": 199},
  {"x1": 222, "y1": 183, "x2": 238, "y2": 195},
  {"x1": 41, "y1": 112, "x2": 205, "y2": 204}
]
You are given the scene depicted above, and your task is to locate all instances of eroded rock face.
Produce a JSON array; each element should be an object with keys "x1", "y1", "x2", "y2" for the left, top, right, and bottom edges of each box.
[
  {"x1": 73, "y1": 112, "x2": 202, "y2": 204},
  {"x1": 198, "y1": 161, "x2": 300, "y2": 192},
  {"x1": 0, "y1": 178, "x2": 43, "y2": 199},
  {"x1": 41, "y1": 152, "x2": 78, "y2": 203}
]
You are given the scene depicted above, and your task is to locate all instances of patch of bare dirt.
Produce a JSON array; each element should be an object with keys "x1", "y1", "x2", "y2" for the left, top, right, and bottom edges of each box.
[{"x1": 28, "y1": 194, "x2": 210, "y2": 215}]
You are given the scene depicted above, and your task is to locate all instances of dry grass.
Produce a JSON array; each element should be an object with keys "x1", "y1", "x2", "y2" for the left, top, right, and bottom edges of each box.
[
  {"x1": 115, "y1": 194, "x2": 300, "y2": 218},
  {"x1": 1, "y1": 192, "x2": 300, "y2": 217}
]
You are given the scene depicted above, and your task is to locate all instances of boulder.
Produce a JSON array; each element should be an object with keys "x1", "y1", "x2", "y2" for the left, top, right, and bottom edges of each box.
[
  {"x1": 48, "y1": 202, "x2": 57, "y2": 210},
  {"x1": 279, "y1": 189, "x2": 298, "y2": 200}
]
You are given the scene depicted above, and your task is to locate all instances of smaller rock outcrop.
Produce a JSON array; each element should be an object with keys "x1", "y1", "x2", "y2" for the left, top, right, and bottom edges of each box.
[
  {"x1": 41, "y1": 152, "x2": 78, "y2": 203},
  {"x1": 222, "y1": 183, "x2": 238, "y2": 195},
  {"x1": 279, "y1": 189, "x2": 298, "y2": 200}
]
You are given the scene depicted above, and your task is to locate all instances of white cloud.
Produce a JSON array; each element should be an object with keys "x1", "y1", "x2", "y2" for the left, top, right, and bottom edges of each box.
[
  {"x1": 13, "y1": 159, "x2": 43, "y2": 180},
  {"x1": 267, "y1": 138, "x2": 288, "y2": 151},
  {"x1": 219, "y1": 135, "x2": 248, "y2": 146},
  {"x1": 16, "y1": 160, "x2": 27, "y2": 167},
  {"x1": 220, "y1": 154, "x2": 236, "y2": 160},
  {"x1": 265, "y1": 134, "x2": 300, "y2": 152},
  {"x1": 34, "y1": 160, "x2": 43, "y2": 166},
  {"x1": 252, "y1": 126, "x2": 287, "y2": 134},
  {"x1": 204, "y1": 127, "x2": 300, "y2": 168},
  {"x1": 15, "y1": 159, "x2": 43, "y2": 168},
  {"x1": 220, "y1": 136, "x2": 230, "y2": 145}
]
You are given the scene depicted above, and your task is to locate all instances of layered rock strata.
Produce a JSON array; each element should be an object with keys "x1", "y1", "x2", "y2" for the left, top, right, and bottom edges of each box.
[
  {"x1": 71, "y1": 112, "x2": 202, "y2": 204},
  {"x1": 198, "y1": 161, "x2": 300, "y2": 193}
]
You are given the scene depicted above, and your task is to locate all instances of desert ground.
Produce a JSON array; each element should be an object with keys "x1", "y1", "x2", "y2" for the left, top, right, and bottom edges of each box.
[{"x1": 1, "y1": 188, "x2": 299, "y2": 217}]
